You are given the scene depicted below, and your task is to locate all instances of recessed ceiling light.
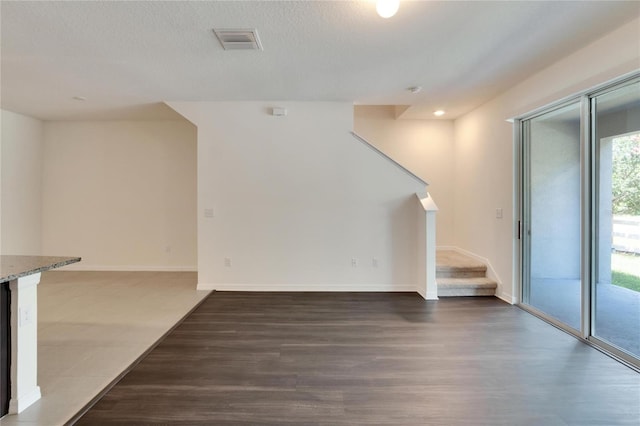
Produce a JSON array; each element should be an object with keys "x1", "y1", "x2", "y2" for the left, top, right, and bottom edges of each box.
[
  {"x1": 434, "y1": 110, "x2": 445, "y2": 117},
  {"x1": 377, "y1": 0, "x2": 400, "y2": 18},
  {"x1": 72, "y1": 96, "x2": 86, "y2": 101}
]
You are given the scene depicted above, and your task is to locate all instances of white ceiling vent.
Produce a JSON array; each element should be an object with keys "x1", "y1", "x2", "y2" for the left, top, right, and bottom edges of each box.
[{"x1": 213, "y1": 28, "x2": 263, "y2": 50}]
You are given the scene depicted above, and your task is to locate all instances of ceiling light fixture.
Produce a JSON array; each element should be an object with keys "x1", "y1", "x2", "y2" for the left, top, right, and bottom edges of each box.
[
  {"x1": 376, "y1": 0, "x2": 400, "y2": 18},
  {"x1": 72, "y1": 96, "x2": 86, "y2": 101},
  {"x1": 408, "y1": 86, "x2": 422, "y2": 94},
  {"x1": 434, "y1": 110, "x2": 446, "y2": 117}
]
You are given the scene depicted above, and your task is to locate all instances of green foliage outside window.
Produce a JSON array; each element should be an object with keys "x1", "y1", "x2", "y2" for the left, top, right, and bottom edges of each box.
[{"x1": 612, "y1": 133, "x2": 640, "y2": 215}]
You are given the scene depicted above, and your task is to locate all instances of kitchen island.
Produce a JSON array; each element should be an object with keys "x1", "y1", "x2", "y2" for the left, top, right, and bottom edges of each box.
[{"x1": 0, "y1": 255, "x2": 80, "y2": 417}]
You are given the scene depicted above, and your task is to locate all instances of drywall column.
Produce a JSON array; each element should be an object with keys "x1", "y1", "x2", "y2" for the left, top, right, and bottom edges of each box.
[
  {"x1": 417, "y1": 192, "x2": 438, "y2": 299},
  {"x1": 0, "y1": 110, "x2": 44, "y2": 255},
  {"x1": 8, "y1": 273, "x2": 41, "y2": 414}
]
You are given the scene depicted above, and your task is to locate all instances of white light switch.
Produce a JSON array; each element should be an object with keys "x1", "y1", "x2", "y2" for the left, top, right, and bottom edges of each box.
[
  {"x1": 496, "y1": 208, "x2": 503, "y2": 219},
  {"x1": 204, "y1": 208, "x2": 214, "y2": 218},
  {"x1": 272, "y1": 107, "x2": 287, "y2": 116}
]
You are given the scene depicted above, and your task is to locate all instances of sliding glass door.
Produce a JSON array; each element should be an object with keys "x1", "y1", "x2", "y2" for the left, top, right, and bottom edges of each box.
[
  {"x1": 593, "y1": 81, "x2": 640, "y2": 359},
  {"x1": 520, "y1": 75, "x2": 640, "y2": 366},
  {"x1": 522, "y1": 102, "x2": 582, "y2": 331}
]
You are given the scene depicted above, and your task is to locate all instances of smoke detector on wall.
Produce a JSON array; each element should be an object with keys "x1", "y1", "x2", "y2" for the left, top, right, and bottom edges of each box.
[{"x1": 213, "y1": 28, "x2": 263, "y2": 50}]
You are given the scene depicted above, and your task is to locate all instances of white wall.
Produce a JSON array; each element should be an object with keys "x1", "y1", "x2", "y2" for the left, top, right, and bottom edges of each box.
[
  {"x1": 454, "y1": 17, "x2": 640, "y2": 302},
  {"x1": 42, "y1": 120, "x2": 197, "y2": 270},
  {"x1": 1, "y1": 110, "x2": 44, "y2": 255},
  {"x1": 168, "y1": 101, "x2": 426, "y2": 291},
  {"x1": 353, "y1": 106, "x2": 455, "y2": 245}
]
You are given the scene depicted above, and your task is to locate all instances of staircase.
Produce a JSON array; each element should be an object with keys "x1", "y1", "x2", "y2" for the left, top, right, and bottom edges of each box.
[{"x1": 436, "y1": 250, "x2": 497, "y2": 297}]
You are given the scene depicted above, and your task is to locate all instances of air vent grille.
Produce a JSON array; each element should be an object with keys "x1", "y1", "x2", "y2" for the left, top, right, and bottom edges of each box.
[{"x1": 213, "y1": 28, "x2": 263, "y2": 50}]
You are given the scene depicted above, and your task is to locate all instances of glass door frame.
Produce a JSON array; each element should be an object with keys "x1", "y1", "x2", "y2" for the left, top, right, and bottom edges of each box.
[
  {"x1": 515, "y1": 71, "x2": 640, "y2": 370},
  {"x1": 588, "y1": 81, "x2": 640, "y2": 367},
  {"x1": 517, "y1": 97, "x2": 586, "y2": 337}
]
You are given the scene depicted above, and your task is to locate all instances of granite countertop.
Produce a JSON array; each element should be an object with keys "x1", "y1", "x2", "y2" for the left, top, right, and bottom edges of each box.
[{"x1": 0, "y1": 255, "x2": 81, "y2": 283}]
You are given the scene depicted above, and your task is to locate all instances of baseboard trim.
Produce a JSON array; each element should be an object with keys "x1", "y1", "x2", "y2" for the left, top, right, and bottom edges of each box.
[
  {"x1": 197, "y1": 282, "x2": 416, "y2": 292},
  {"x1": 59, "y1": 264, "x2": 197, "y2": 272},
  {"x1": 497, "y1": 292, "x2": 517, "y2": 304},
  {"x1": 8, "y1": 386, "x2": 41, "y2": 414},
  {"x1": 424, "y1": 290, "x2": 439, "y2": 300}
]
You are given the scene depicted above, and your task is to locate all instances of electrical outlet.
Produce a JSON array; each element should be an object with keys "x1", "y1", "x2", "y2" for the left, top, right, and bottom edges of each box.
[
  {"x1": 351, "y1": 258, "x2": 358, "y2": 267},
  {"x1": 224, "y1": 257, "x2": 232, "y2": 267},
  {"x1": 372, "y1": 257, "x2": 379, "y2": 267},
  {"x1": 19, "y1": 306, "x2": 33, "y2": 327},
  {"x1": 204, "y1": 208, "x2": 215, "y2": 218}
]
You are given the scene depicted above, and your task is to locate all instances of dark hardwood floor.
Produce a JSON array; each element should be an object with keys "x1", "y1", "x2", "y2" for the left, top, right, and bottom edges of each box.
[{"x1": 76, "y1": 292, "x2": 639, "y2": 425}]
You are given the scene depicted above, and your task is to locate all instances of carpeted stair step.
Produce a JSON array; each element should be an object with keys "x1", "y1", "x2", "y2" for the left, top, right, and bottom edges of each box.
[
  {"x1": 437, "y1": 265, "x2": 487, "y2": 278},
  {"x1": 436, "y1": 250, "x2": 496, "y2": 297},
  {"x1": 436, "y1": 250, "x2": 487, "y2": 278},
  {"x1": 437, "y1": 277, "x2": 498, "y2": 297}
]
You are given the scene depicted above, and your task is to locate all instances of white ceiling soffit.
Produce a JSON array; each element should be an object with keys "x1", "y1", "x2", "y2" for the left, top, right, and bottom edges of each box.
[
  {"x1": 213, "y1": 28, "x2": 263, "y2": 51},
  {"x1": 1, "y1": 1, "x2": 639, "y2": 121}
]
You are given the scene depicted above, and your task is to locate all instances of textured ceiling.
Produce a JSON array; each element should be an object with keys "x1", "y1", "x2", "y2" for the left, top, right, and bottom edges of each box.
[{"x1": 1, "y1": 1, "x2": 639, "y2": 121}]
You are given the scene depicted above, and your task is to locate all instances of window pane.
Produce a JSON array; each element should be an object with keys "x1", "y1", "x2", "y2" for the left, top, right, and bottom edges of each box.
[
  {"x1": 594, "y1": 81, "x2": 640, "y2": 358},
  {"x1": 525, "y1": 102, "x2": 582, "y2": 330}
]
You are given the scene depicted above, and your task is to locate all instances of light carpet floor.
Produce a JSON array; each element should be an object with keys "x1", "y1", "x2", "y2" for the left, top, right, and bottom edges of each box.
[{"x1": 0, "y1": 271, "x2": 210, "y2": 426}]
